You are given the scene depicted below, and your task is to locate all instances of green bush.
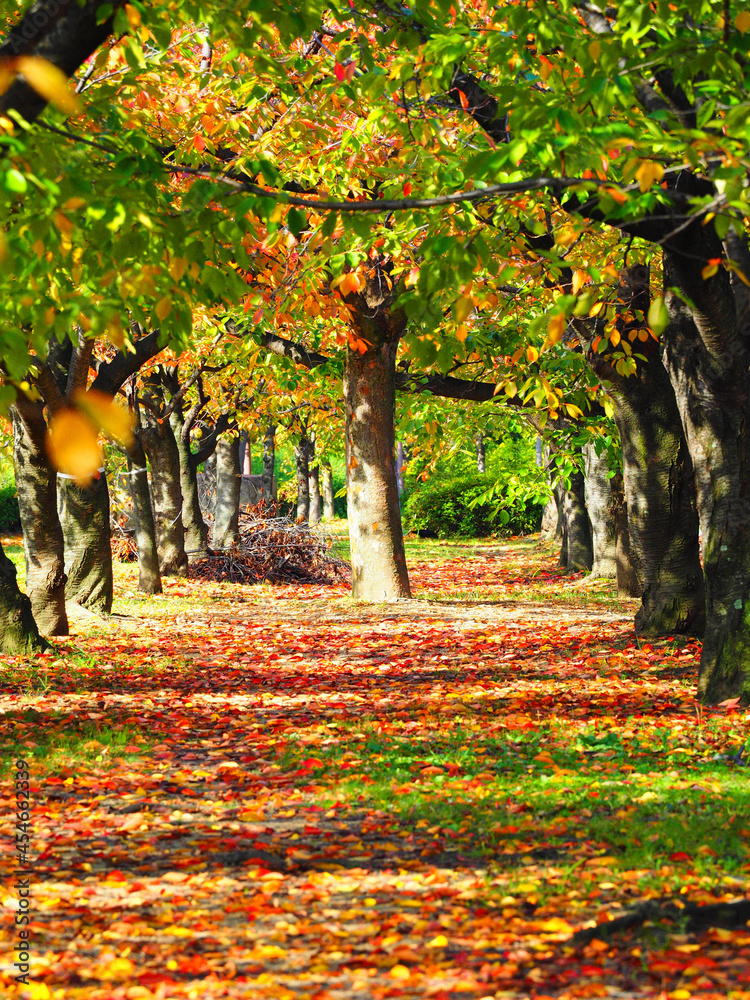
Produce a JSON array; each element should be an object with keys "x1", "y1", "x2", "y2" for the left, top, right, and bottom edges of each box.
[
  {"x1": 0, "y1": 471, "x2": 20, "y2": 531},
  {"x1": 403, "y1": 474, "x2": 543, "y2": 539}
]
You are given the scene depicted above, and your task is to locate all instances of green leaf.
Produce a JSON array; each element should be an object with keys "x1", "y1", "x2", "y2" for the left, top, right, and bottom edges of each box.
[
  {"x1": 4, "y1": 169, "x2": 27, "y2": 193},
  {"x1": 647, "y1": 296, "x2": 669, "y2": 335}
]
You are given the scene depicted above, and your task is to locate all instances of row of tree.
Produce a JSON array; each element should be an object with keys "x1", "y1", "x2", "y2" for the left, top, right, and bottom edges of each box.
[{"x1": 0, "y1": 0, "x2": 748, "y2": 703}]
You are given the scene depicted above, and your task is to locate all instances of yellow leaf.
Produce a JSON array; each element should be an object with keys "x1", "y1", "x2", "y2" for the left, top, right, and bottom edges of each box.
[
  {"x1": 16, "y1": 56, "x2": 80, "y2": 115},
  {"x1": 427, "y1": 934, "x2": 448, "y2": 947},
  {"x1": 588, "y1": 40, "x2": 601, "y2": 60},
  {"x1": 571, "y1": 269, "x2": 587, "y2": 294},
  {"x1": 390, "y1": 965, "x2": 411, "y2": 980},
  {"x1": 736, "y1": 11, "x2": 750, "y2": 33},
  {"x1": 168, "y1": 256, "x2": 188, "y2": 282},
  {"x1": 609, "y1": 329, "x2": 621, "y2": 346},
  {"x1": 538, "y1": 917, "x2": 573, "y2": 933},
  {"x1": 46, "y1": 409, "x2": 102, "y2": 484},
  {"x1": 156, "y1": 296, "x2": 172, "y2": 320},
  {"x1": 504, "y1": 380, "x2": 518, "y2": 398},
  {"x1": 453, "y1": 295, "x2": 473, "y2": 323},
  {"x1": 27, "y1": 985, "x2": 51, "y2": 1000},
  {"x1": 565, "y1": 403, "x2": 584, "y2": 418},
  {"x1": 124, "y1": 3, "x2": 142, "y2": 27},
  {"x1": 634, "y1": 159, "x2": 665, "y2": 193},
  {"x1": 547, "y1": 312, "x2": 566, "y2": 345},
  {"x1": 527, "y1": 346, "x2": 539, "y2": 363},
  {"x1": 701, "y1": 262, "x2": 719, "y2": 280},
  {"x1": 73, "y1": 389, "x2": 134, "y2": 448}
]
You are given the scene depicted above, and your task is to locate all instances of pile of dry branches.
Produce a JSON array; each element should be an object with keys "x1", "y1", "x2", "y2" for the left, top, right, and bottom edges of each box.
[{"x1": 190, "y1": 503, "x2": 350, "y2": 585}]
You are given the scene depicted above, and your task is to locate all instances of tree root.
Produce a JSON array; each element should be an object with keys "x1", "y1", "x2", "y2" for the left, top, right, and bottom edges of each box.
[{"x1": 573, "y1": 898, "x2": 750, "y2": 945}]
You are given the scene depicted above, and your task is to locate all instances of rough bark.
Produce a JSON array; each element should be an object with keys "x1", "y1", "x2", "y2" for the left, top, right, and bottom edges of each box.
[
  {"x1": 309, "y1": 465, "x2": 321, "y2": 525},
  {"x1": 10, "y1": 400, "x2": 68, "y2": 635},
  {"x1": 58, "y1": 471, "x2": 113, "y2": 613},
  {"x1": 343, "y1": 272, "x2": 411, "y2": 600},
  {"x1": 583, "y1": 440, "x2": 618, "y2": 580},
  {"x1": 579, "y1": 266, "x2": 705, "y2": 636},
  {"x1": 0, "y1": 543, "x2": 48, "y2": 654},
  {"x1": 612, "y1": 476, "x2": 640, "y2": 598},
  {"x1": 295, "y1": 436, "x2": 311, "y2": 522},
  {"x1": 558, "y1": 467, "x2": 593, "y2": 573},
  {"x1": 541, "y1": 495, "x2": 560, "y2": 539},
  {"x1": 214, "y1": 433, "x2": 241, "y2": 549},
  {"x1": 396, "y1": 442, "x2": 406, "y2": 496},
  {"x1": 321, "y1": 461, "x2": 335, "y2": 519},
  {"x1": 139, "y1": 377, "x2": 188, "y2": 577},
  {"x1": 659, "y1": 239, "x2": 750, "y2": 702},
  {"x1": 263, "y1": 423, "x2": 276, "y2": 483},
  {"x1": 0, "y1": 1, "x2": 122, "y2": 124},
  {"x1": 125, "y1": 439, "x2": 162, "y2": 595},
  {"x1": 170, "y1": 414, "x2": 209, "y2": 561},
  {"x1": 475, "y1": 433, "x2": 487, "y2": 474}
]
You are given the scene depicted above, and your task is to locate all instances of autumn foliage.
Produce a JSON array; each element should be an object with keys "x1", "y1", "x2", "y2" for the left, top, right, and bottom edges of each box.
[{"x1": 1, "y1": 538, "x2": 749, "y2": 999}]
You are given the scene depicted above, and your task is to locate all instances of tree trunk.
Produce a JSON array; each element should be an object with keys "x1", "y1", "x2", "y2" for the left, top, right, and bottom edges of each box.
[
  {"x1": 214, "y1": 433, "x2": 241, "y2": 549},
  {"x1": 10, "y1": 400, "x2": 68, "y2": 635},
  {"x1": 583, "y1": 440, "x2": 617, "y2": 579},
  {"x1": 295, "y1": 435, "x2": 311, "y2": 522},
  {"x1": 57, "y1": 471, "x2": 113, "y2": 613},
  {"x1": 344, "y1": 337, "x2": 411, "y2": 600},
  {"x1": 322, "y1": 461, "x2": 335, "y2": 519},
  {"x1": 126, "y1": 440, "x2": 162, "y2": 595},
  {"x1": 660, "y1": 241, "x2": 750, "y2": 701},
  {"x1": 170, "y1": 412, "x2": 209, "y2": 561},
  {"x1": 0, "y1": 543, "x2": 48, "y2": 653},
  {"x1": 559, "y1": 467, "x2": 593, "y2": 572},
  {"x1": 612, "y1": 475, "x2": 640, "y2": 598},
  {"x1": 541, "y1": 495, "x2": 560, "y2": 539},
  {"x1": 242, "y1": 433, "x2": 252, "y2": 476},
  {"x1": 309, "y1": 465, "x2": 321, "y2": 525},
  {"x1": 475, "y1": 432, "x2": 486, "y2": 474},
  {"x1": 263, "y1": 423, "x2": 275, "y2": 491},
  {"x1": 396, "y1": 441, "x2": 406, "y2": 496},
  {"x1": 140, "y1": 381, "x2": 188, "y2": 577},
  {"x1": 580, "y1": 265, "x2": 705, "y2": 636}
]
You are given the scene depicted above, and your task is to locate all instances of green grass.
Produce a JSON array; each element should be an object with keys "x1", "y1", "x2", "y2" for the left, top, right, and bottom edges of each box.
[
  {"x1": 274, "y1": 715, "x2": 750, "y2": 902},
  {"x1": 0, "y1": 710, "x2": 153, "y2": 775}
]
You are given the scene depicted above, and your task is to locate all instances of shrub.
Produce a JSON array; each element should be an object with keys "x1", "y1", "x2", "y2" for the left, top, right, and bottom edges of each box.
[
  {"x1": 0, "y1": 471, "x2": 20, "y2": 532},
  {"x1": 403, "y1": 474, "x2": 543, "y2": 539}
]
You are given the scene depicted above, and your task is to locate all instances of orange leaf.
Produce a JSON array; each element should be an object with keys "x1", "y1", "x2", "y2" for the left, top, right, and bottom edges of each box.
[{"x1": 46, "y1": 409, "x2": 102, "y2": 484}]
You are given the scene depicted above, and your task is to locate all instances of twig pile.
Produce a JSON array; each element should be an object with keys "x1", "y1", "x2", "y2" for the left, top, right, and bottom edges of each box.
[{"x1": 190, "y1": 503, "x2": 351, "y2": 585}]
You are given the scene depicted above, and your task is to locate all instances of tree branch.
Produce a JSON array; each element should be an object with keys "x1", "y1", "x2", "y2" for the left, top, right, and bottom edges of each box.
[
  {"x1": 90, "y1": 327, "x2": 164, "y2": 396},
  {"x1": 0, "y1": 1, "x2": 123, "y2": 124}
]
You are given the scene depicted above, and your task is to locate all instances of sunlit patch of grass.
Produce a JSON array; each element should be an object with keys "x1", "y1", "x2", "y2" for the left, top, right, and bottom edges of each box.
[
  {"x1": 276, "y1": 715, "x2": 750, "y2": 902},
  {"x1": 0, "y1": 712, "x2": 153, "y2": 775},
  {"x1": 3, "y1": 538, "x2": 25, "y2": 587}
]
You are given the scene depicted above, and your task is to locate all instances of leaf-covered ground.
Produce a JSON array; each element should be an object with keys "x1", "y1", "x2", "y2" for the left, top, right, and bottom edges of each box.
[{"x1": 2, "y1": 536, "x2": 750, "y2": 999}]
